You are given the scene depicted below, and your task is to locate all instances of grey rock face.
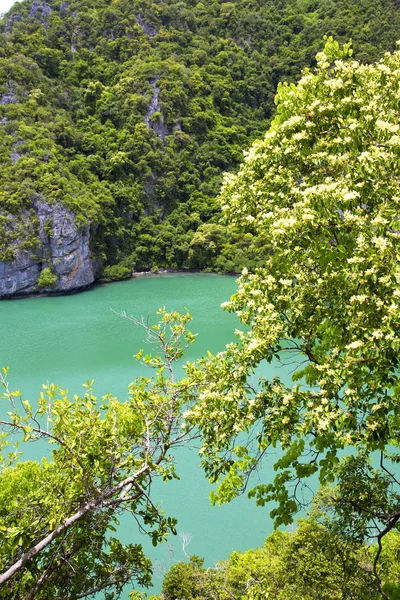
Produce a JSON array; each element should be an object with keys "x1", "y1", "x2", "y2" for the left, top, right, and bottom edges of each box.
[
  {"x1": 0, "y1": 200, "x2": 96, "y2": 298},
  {"x1": 136, "y1": 14, "x2": 158, "y2": 37},
  {"x1": 1, "y1": 93, "x2": 16, "y2": 105},
  {"x1": 1, "y1": 84, "x2": 17, "y2": 106},
  {"x1": 144, "y1": 78, "x2": 171, "y2": 141},
  {"x1": 5, "y1": 14, "x2": 22, "y2": 34},
  {"x1": 29, "y1": 1, "x2": 52, "y2": 24},
  {"x1": 10, "y1": 140, "x2": 23, "y2": 163},
  {"x1": 0, "y1": 253, "x2": 41, "y2": 295}
]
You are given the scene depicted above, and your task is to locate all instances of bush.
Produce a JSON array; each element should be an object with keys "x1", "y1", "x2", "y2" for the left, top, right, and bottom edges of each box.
[
  {"x1": 37, "y1": 267, "x2": 58, "y2": 289},
  {"x1": 99, "y1": 263, "x2": 132, "y2": 282}
]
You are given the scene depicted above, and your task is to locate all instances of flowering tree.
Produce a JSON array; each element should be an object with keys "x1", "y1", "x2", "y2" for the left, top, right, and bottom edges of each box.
[{"x1": 187, "y1": 38, "x2": 400, "y2": 594}]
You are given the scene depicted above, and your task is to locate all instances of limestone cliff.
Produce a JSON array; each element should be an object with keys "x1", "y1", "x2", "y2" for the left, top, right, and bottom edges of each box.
[{"x1": 0, "y1": 201, "x2": 96, "y2": 298}]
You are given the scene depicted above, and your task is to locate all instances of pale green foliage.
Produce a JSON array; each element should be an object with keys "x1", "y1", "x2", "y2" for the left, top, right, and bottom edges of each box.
[
  {"x1": 378, "y1": 531, "x2": 400, "y2": 599},
  {"x1": 226, "y1": 520, "x2": 376, "y2": 600},
  {"x1": 186, "y1": 40, "x2": 400, "y2": 580},
  {"x1": 0, "y1": 309, "x2": 198, "y2": 598},
  {"x1": 36, "y1": 267, "x2": 58, "y2": 289},
  {"x1": 149, "y1": 515, "x2": 398, "y2": 599}
]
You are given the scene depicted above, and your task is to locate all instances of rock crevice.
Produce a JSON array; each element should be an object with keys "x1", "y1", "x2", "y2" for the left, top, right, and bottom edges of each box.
[{"x1": 144, "y1": 78, "x2": 171, "y2": 141}]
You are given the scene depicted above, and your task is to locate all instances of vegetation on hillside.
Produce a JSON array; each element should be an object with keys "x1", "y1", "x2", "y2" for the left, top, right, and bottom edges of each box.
[{"x1": 1, "y1": 0, "x2": 400, "y2": 275}]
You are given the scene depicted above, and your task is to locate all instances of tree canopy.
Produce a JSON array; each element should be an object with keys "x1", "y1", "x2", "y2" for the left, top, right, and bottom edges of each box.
[
  {"x1": 154, "y1": 517, "x2": 400, "y2": 600},
  {"x1": 0, "y1": 309, "x2": 198, "y2": 599},
  {"x1": 187, "y1": 38, "x2": 400, "y2": 592}
]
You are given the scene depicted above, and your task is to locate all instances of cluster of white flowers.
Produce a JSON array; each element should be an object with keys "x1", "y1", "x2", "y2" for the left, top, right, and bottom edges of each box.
[
  {"x1": 371, "y1": 236, "x2": 388, "y2": 251},
  {"x1": 375, "y1": 119, "x2": 399, "y2": 132},
  {"x1": 324, "y1": 77, "x2": 344, "y2": 90},
  {"x1": 349, "y1": 295, "x2": 369, "y2": 304}
]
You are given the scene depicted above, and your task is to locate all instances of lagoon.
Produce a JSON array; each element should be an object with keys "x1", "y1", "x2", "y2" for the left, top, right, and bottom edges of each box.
[{"x1": 0, "y1": 274, "x2": 285, "y2": 594}]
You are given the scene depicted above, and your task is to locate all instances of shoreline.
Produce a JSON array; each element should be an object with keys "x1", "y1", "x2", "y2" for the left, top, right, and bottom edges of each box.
[{"x1": 0, "y1": 268, "x2": 238, "y2": 301}]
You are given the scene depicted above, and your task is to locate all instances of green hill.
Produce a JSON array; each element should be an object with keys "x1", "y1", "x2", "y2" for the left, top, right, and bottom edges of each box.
[{"x1": 1, "y1": 0, "x2": 400, "y2": 295}]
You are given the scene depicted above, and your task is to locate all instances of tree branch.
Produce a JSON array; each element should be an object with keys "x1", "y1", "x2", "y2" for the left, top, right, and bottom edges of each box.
[{"x1": 0, "y1": 464, "x2": 150, "y2": 585}]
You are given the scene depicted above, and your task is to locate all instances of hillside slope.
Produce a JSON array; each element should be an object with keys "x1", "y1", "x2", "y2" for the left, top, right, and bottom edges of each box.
[{"x1": 1, "y1": 0, "x2": 400, "y2": 295}]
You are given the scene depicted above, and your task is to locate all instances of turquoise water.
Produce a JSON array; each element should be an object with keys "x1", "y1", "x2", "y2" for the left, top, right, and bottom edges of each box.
[{"x1": 0, "y1": 274, "x2": 287, "y2": 594}]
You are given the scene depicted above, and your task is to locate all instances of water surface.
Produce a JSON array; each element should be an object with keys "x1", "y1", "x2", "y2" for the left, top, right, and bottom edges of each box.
[{"x1": 0, "y1": 274, "x2": 286, "y2": 593}]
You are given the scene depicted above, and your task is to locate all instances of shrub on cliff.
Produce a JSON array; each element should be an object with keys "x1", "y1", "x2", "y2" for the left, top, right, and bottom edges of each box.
[{"x1": 37, "y1": 267, "x2": 58, "y2": 289}]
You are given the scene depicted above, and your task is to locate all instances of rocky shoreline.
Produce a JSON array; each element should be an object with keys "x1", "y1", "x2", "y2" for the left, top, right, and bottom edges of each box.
[{"x1": 0, "y1": 265, "x2": 236, "y2": 300}]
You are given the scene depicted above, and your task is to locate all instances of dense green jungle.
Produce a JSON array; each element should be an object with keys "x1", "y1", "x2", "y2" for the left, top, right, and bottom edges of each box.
[
  {"x1": 1, "y1": 0, "x2": 400, "y2": 280},
  {"x1": 1, "y1": 0, "x2": 400, "y2": 598}
]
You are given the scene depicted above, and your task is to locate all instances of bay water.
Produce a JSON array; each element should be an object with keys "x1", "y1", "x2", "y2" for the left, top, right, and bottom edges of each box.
[{"x1": 0, "y1": 274, "x2": 287, "y2": 594}]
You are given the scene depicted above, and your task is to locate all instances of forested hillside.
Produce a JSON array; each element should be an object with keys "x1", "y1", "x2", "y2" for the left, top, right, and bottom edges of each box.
[{"x1": 1, "y1": 0, "x2": 400, "y2": 294}]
